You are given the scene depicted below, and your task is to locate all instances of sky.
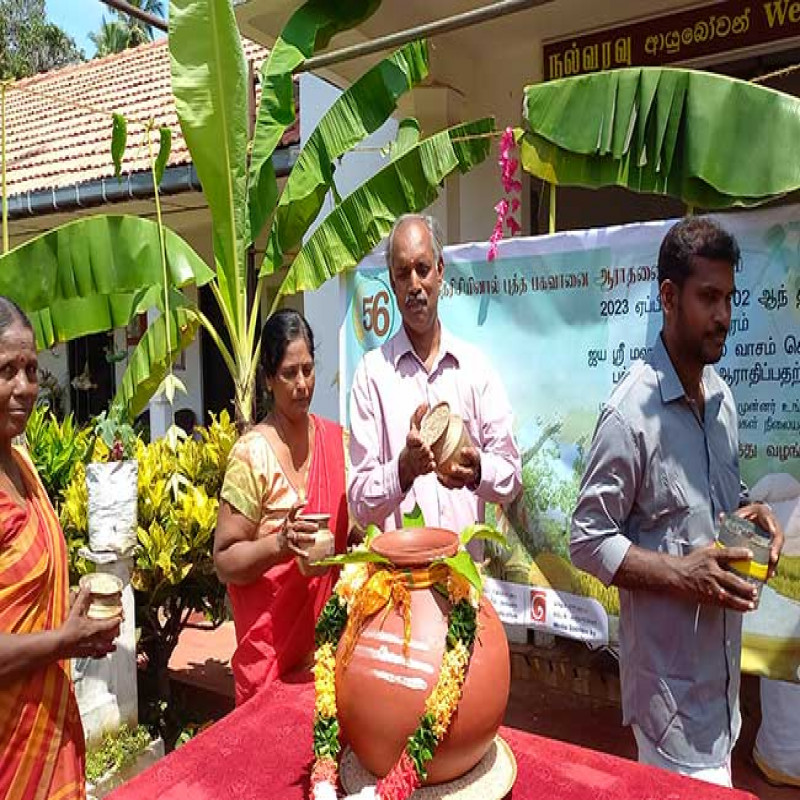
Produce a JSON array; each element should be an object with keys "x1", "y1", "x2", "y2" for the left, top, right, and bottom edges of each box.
[{"x1": 45, "y1": 0, "x2": 167, "y2": 58}]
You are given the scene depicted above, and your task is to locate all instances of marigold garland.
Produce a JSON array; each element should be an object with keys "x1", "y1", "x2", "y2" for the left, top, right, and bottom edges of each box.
[{"x1": 310, "y1": 562, "x2": 479, "y2": 800}]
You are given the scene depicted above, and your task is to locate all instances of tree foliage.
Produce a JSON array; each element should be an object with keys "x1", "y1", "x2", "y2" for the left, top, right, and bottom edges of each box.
[
  {"x1": 0, "y1": 0, "x2": 84, "y2": 79},
  {"x1": 89, "y1": 18, "x2": 145, "y2": 58},
  {"x1": 89, "y1": 0, "x2": 165, "y2": 58}
]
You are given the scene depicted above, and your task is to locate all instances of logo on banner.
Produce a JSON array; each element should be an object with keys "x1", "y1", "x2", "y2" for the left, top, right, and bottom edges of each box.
[
  {"x1": 530, "y1": 590, "x2": 547, "y2": 624},
  {"x1": 352, "y1": 274, "x2": 395, "y2": 351}
]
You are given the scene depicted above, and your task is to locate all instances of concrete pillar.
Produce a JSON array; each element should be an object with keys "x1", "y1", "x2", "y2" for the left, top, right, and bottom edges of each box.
[{"x1": 145, "y1": 307, "x2": 173, "y2": 439}]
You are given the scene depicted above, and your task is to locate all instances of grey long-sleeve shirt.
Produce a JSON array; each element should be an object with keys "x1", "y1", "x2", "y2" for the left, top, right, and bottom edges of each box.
[{"x1": 570, "y1": 334, "x2": 744, "y2": 768}]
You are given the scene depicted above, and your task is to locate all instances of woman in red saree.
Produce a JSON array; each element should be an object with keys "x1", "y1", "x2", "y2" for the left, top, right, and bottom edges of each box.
[
  {"x1": 214, "y1": 310, "x2": 351, "y2": 705},
  {"x1": 0, "y1": 297, "x2": 120, "y2": 800}
]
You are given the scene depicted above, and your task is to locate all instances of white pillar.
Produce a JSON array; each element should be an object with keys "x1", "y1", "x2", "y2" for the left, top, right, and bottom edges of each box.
[
  {"x1": 145, "y1": 308, "x2": 173, "y2": 439},
  {"x1": 73, "y1": 550, "x2": 138, "y2": 744}
]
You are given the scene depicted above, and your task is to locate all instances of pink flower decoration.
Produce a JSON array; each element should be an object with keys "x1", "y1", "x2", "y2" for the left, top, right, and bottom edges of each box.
[
  {"x1": 506, "y1": 216, "x2": 522, "y2": 236},
  {"x1": 488, "y1": 126, "x2": 522, "y2": 262}
]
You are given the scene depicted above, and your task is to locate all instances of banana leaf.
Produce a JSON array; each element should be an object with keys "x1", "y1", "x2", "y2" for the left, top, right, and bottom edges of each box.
[
  {"x1": 0, "y1": 215, "x2": 211, "y2": 317},
  {"x1": 246, "y1": 0, "x2": 383, "y2": 245},
  {"x1": 272, "y1": 117, "x2": 495, "y2": 295},
  {"x1": 521, "y1": 67, "x2": 800, "y2": 209},
  {"x1": 169, "y1": 0, "x2": 248, "y2": 325},
  {"x1": 260, "y1": 39, "x2": 430, "y2": 276},
  {"x1": 389, "y1": 118, "x2": 421, "y2": 162},
  {"x1": 30, "y1": 287, "x2": 161, "y2": 351},
  {"x1": 114, "y1": 306, "x2": 200, "y2": 418}
]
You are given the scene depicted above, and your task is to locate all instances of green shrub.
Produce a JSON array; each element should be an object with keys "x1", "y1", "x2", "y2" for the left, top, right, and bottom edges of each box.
[
  {"x1": 86, "y1": 725, "x2": 151, "y2": 783},
  {"x1": 25, "y1": 406, "x2": 91, "y2": 510}
]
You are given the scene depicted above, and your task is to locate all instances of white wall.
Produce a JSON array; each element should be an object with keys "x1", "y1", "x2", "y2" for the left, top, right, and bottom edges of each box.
[{"x1": 299, "y1": 73, "x2": 399, "y2": 423}]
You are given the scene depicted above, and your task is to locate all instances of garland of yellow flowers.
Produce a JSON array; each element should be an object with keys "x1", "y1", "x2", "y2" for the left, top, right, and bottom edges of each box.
[{"x1": 310, "y1": 562, "x2": 478, "y2": 800}]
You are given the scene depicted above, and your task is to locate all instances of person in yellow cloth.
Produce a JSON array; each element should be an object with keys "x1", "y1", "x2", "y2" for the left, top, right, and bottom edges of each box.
[{"x1": 0, "y1": 297, "x2": 121, "y2": 800}]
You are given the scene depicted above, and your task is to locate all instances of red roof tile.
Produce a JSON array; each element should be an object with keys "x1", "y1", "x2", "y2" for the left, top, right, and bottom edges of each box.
[{"x1": 4, "y1": 38, "x2": 298, "y2": 197}]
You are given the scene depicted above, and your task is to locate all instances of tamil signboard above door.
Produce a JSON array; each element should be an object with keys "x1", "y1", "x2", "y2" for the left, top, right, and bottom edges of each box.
[{"x1": 543, "y1": 0, "x2": 800, "y2": 81}]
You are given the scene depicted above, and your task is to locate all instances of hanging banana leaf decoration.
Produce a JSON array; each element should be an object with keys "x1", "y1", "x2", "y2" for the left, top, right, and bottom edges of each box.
[{"x1": 520, "y1": 67, "x2": 800, "y2": 208}]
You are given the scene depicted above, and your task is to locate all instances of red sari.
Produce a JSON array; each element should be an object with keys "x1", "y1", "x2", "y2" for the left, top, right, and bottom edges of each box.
[
  {"x1": 0, "y1": 446, "x2": 85, "y2": 800},
  {"x1": 222, "y1": 416, "x2": 348, "y2": 706}
]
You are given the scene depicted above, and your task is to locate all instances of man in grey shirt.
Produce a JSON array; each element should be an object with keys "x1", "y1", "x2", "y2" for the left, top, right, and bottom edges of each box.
[{"x1": 571, "y1": 217, "x2": 783, "y2": 786}]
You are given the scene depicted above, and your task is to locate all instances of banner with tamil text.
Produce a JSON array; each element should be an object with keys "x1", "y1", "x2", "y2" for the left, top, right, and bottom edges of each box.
[{"x1": 340, "y1": 206, "x2": 800, "y2": 681}]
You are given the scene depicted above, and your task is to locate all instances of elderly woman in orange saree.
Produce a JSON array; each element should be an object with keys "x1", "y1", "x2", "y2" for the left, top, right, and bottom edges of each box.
[
  {"x1": 214, "y1": 310, "x2": 352, "y2": 706},
  {"x1": 0, "y1": 298, "x2": 121, "y2": 800}
]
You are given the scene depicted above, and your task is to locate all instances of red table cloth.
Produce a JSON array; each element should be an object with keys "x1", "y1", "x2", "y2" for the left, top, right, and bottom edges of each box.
[{"x1": 109, "y1": 675, "x2": 756, "y2": 800}]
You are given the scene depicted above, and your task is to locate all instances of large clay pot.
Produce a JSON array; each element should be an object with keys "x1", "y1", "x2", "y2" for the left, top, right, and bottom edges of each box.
[{"x1": 335, "y1": 528, "x2": 510, "y2": 785}]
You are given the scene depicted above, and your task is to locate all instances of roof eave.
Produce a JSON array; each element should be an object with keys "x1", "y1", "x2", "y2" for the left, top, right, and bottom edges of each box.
[{"x1": 6, "y1": 145, "x2": 298, "y2": 221}]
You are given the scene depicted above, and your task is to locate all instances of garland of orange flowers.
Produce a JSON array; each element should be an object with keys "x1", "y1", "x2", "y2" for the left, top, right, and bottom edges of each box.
[{"x1": 311, "y1": 563, "x2": 478, "y2": 800}]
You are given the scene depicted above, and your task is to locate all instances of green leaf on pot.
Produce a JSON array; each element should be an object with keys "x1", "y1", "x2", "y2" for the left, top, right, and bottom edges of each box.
[
  {"x1": 460, "y1": 523, "x2": 508, "y2": 549},
  {"x1": 315, "y1": 595, "x2": 349, "y2": 647},
  {"x1": 312, "y1": 715, "x2": 341, "y2": 760},
  {"x1": 447, "y1": 599, "x2": 478, "y2": 649},
  {"x1": 441, "y1": 551, "x2": 482, "y2": 594},
  {"x1": 402, "y1": 503, "x2": 425, "y2": 529},
  {"x1": 363, "y1": 523, "x2": 381, "y2": 547},
  {"x1": 313, "y1": 549, "x2": 390, "y2": 568}
]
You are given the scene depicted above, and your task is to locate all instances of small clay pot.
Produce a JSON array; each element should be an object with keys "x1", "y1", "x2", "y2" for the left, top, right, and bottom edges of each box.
[
  {"x1": 295, "y1": 513, "x2": 335, "y2": 577},
  {"x1": 420, "y1": 403, "x2": 474, "y2": 476},
  {"x1": 717, "y1": 515, "x2": 771, "y2": 606},
  {"x1": 79, "y1": 573, "x2": 123, "y2": 620}
]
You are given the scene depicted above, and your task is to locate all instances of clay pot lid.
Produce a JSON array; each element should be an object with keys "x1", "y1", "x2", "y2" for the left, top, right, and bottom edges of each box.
[
  {"x1": 420, "y1": 402, "x2": 451, "y2": 447},
  {"x1": 371, "y1": 528, "x2": 459, "y2": 566}
]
